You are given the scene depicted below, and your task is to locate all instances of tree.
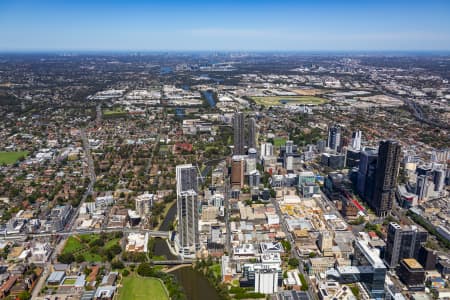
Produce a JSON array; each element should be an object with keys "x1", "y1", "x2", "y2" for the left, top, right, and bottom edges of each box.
[
  {"x1": 269, "y1": 188, "x2": 276, "y2": 198},
  {"x1": 349, "y1": 216, "x2": 365, "y2": 225},
  {"x1": 75, "y1": 254, "x2": 85, "y2": 263},
  {"x1": 58, "y1": 253, "x2": 75, "y2": 264},
  {"x1": 350, "y1": 285, "x2": 360, "y2": 297},
  {"x1": 108, "y1": 244, "x2": 122, "y2": 256},
  {"x1": 89, "y1": 238, "x2": 105, "y2": 247},
  {"x1": 281, "y1": 239, "x2": 292, "y2": 252},
  {"x1": 137, "y1": 262, "x2": 155, "y2": 277},
  {"x1": 299, "y1": 273, "x2": 309, "y2": 291},
  {"x1": 111, "y1": 260, "x2": 125, "y2": 270},
  {"x1": 288, "y1": 258, "x2": 299, "y2": 268},
  {"x1": 122, "y1": 269, "x2": 130, "y2": 277},
  {"x1": 18, "y1": 291, "x2": 31, "y2": 300}
]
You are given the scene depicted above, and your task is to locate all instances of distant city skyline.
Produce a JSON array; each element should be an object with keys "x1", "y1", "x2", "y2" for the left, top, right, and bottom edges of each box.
[{"x1": 1, "y1": 0, "x2": 450, "y2": 51}]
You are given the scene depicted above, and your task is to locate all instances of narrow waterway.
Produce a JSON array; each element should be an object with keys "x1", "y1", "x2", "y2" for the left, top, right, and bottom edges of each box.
[
  {"x1": 202, "y1": 90, "x2": 216, "y2": 107},
  {"x1": 153, "y1": 202, "x2": 221, "y2": 300},
  {"x1": 170, "y1": 267, "x2": 221, "y2": 300}
]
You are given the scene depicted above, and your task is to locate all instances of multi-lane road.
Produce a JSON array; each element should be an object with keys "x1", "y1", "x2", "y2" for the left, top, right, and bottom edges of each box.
[
  {"x1": 1, "y1": 227, "x2": 171, "y2": 241},
  {"x1": 271, "y1": 195, "x2": 318, "y2": 299}
]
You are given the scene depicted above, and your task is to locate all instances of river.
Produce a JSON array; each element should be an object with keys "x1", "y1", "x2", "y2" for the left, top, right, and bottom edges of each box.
[
  {"x1": 154, "y1": 202, "x2": 221, "y2": 300},
  {"x1": 170, "y1": 267, "x2": 221, "y2": 300},
  {"x1": 202, "y1": 90, "x2": 216, "y2": 107}
]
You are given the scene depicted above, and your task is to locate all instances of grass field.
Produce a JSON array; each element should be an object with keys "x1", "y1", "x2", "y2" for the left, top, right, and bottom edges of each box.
[
  {"x1": 83, "y1": 252, "x2": 104, "y2": 262},
  {"x1": 119, "y1": 275, "x2": 168, "y2": 300},
  {"x1": 62, "y1": 236, "x2": 84, "y2": 254},
  {"x1": 62, "y1": 278, "x2": 77, "y2": 285},
  {"x1": 273, "y1": 137, "x2": 287, "y2": 147},
  {"x1": 62, "y1": 234, "x2": 120, "y2": 262},
  {"x1": 105, "y1": 238, "x2": 120, "y2": 249},
  {"x1": 103, "y1": 107, "x2": 127, "y2": 117},
  {"x1": 159, "y1": 145, "x2": 169, "y2": 153},
  {"x1": 0, "y1": 151, "x2": 29, "y2": 165},
  {"x1": 251, "y1": 96, "x2": 327, "y2": 107}
]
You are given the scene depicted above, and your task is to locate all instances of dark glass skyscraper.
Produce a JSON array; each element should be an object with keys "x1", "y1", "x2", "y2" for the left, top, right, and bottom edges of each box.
[
  {"x1": 372, "y1": 140, "x2": 402, "y2": 217},
  {"x1": 385, "y1": 222, "x2": 428, "y2": 268},
  {"x1": 357, "y1": 148, "x2": 378, "y2": 202},
  {"x1": 327, "y1": 124, "x2": 341, "y2": 152},
  {"x1": 233, "y1": 112, "x2": 245, "y2": 155}
]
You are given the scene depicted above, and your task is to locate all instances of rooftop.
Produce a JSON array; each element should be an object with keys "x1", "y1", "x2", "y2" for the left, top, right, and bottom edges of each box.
[{"x1": 403, "y1": 258, "x2": 424, "y2": 270}]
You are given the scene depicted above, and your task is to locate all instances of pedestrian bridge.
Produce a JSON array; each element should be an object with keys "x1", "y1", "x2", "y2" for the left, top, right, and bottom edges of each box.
[{"x1": 153, "y1": 260, "x2": 194, "y2": 265}]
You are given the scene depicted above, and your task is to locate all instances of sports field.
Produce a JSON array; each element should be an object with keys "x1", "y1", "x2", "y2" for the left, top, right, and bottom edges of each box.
[
  {"x1": 0, "y1": 151, "x2": 28, "y2": 165},
  {"x1": 118, "y1": 275, "x2": 168, "y2": 300},
  {"x1": 103, "y1": 107, "x2": 127, "y2": 117},
  {"x1": 251, "y1": 96, "x2": 327, "y2": 107}
]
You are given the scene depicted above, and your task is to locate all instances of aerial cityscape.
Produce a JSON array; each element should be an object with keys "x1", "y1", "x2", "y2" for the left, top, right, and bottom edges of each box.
[{"x1": 0, "y1": 1, "x2": 450, "y2": 300}]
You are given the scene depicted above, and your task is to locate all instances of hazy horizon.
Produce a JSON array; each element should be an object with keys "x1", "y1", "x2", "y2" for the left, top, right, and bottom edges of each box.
[{"x1": 1, "y1": 0, "x2": 450, "y2": 52}]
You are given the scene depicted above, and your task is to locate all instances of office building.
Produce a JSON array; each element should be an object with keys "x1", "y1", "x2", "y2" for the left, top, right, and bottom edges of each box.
[
  {"x1": 260, "y1": 143, "x2": 274, "y2": 159},
  {"x1": 45, "y1": 204, "x2": 73, "y2": 232},
  {"x1": 326, "y1": 239, "x2": 387, "y2": 299},
  {"x1": 357, "y1": 148, "x2": 378, "y2": 202},
  {"x1": 241, "y1": 264, "x2": 282, "y2": 294},
  {"x1": 351, "y1": 130, "x2": 362, "y2": 151},
  {"x1": 327, "y1": 124, "x2": 341, "y2": 152},
  {"x1": 431, "y1": 149, "x2": 449, "y2": 163},
  {"x1": 285, "y1": 140, "x2": 294, "y2": 155},
  {"x1": 231, "y1": 156, "x2": 245, "y2": 188},
  {"x1": 248, "y1": 147, "x2": 257, "y2": 159},
  {"x1": 210, "y1": 194, "x2": 224, "y2": 208},
  {"x1": 432, "y1": 168, "x2": 445, "y2": 192},
  {"x1": 417, "y1": 246, "x2": 437, "y2": 271},
  {"x1": 177, "y1": 190, "x2": 199, "y2": 257},
  {"x1": 255, "y1": 268, "x2": 279, "y2": 294},
  {"x1": 398, "y1": 258, "x2": 425, "y2": 291},
  {"x1": 396, "y1": 185, "x2": 418, "y2": 208},
  {"x1": 345, "y1": 149, "x2": 360, "y2": 168},
  {"x1": 321, "y1": 153, "x2": 345, "y2": 169},
  {"x1": 318, "y1": 231, "x2": 333, "y2": 256},
  {"x1": 246, "y1": 157, "x2": 257, "y2": 174},
  {"x1": 135, "y1": 193, "x2": 153, "y2": 217},
  {"x1": 351, "y1": 239, "x2": 387, "y2": 298},
  {"x1": 176, "y1": 164, "x2": 198, "y2": 195},
  {"x1": 233, "y1": 112, "x2": 245, "y2": 155},
  {"x1": 385, "y1": 222, "x2": 428, "y2": 268},
  {"x1": 176, "y1": 164, "x2": 199, "y2": 257},
  {"x1": 300, "y1": 183, "x2": 320, "y2": 198},
  {"x1": 416, "y1": 165, "x2": 432, "y2": 176},
  {"x1": 372, "y1": 140, "x2": 402, "y2": 217},
  {"x1": 317, "y1": 139, "x2": 326, "y2": 153},
  {"x1": 416, "y1": 175, "x2": 435, "y2": 201},
  {"x1": 249, "y1": 170, "x2": 260, "y2": 187}
]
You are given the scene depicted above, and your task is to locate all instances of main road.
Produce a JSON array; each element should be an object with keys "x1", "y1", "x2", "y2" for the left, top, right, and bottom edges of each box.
[
  {"x1": 271, "y1": 194, "x2": 318, "y2": 299},
  {"x1": 64, "y1": 128, "x2": 96, "y2": 231},
  {"x1": 1, "y1": 228, "x2": 171, "y2": 241},
  {"x1": 31, "y1": 128, "x2": 96, "y2": 299}
]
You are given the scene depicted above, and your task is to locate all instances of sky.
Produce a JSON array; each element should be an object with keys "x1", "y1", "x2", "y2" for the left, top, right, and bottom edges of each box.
[{"x1": 1, "y1": 0, "x2": 450, "y2": 52}]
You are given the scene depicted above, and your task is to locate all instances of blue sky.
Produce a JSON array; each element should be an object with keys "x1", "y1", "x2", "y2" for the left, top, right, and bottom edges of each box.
[{"x1": 1, "y1": 0, "x2": 450, "y2": 51}]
